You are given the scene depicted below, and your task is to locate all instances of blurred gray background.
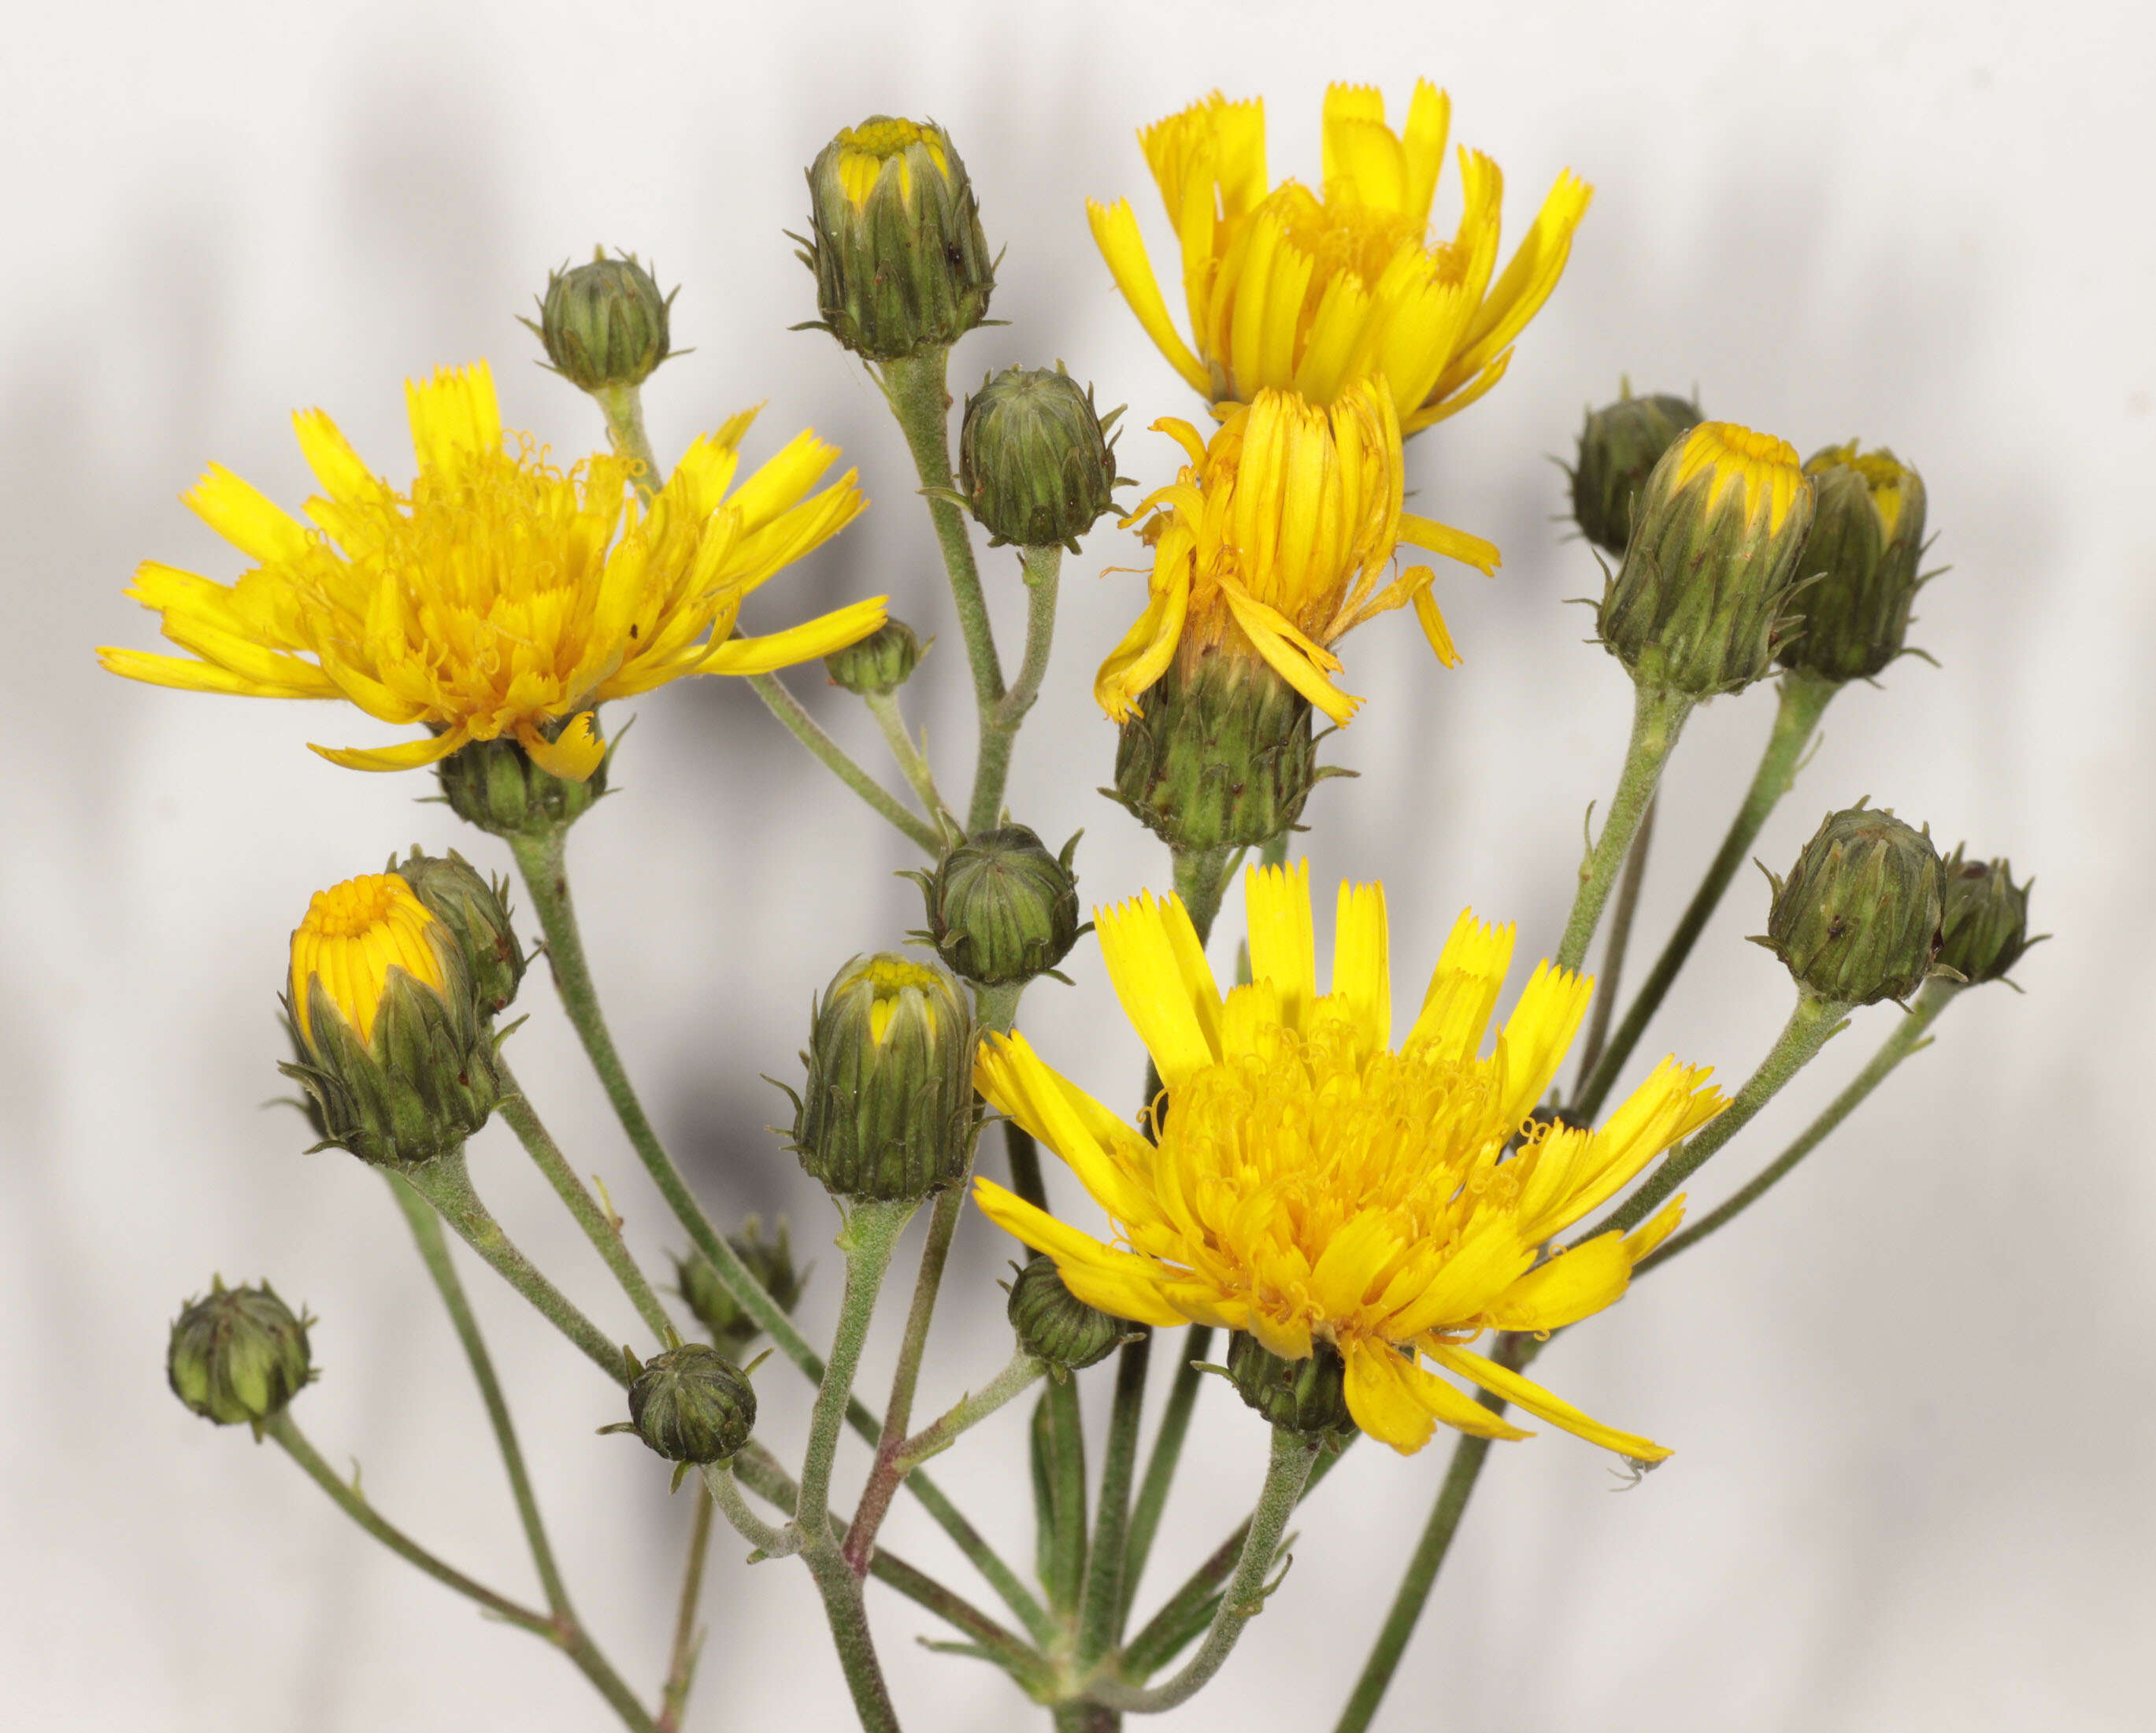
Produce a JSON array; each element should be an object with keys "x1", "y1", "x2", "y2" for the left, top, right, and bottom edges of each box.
[{"x1": 6, "y1": 0, "x2": 2150, "y2": 1727}]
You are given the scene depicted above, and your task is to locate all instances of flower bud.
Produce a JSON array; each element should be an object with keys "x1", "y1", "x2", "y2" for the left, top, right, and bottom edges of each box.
[
  {"x1": 1111, "y1": 654, "x2": 1321, "y2": 854},
  {"x1": 437, "y1": 728, "x2": 609, "y2": 839},
  {"x1": 789, "y1": 954, "x2": 982, "y2": 1201},
  {"x1": 1571, "y1": 388, "x2": 1702, "y2": 556},
  {"x1": 958, "y1": 366, "x2": 1122, "y2": 550},
  {"x1": 1936, "y1": 849, "x2": 2039, "y2": 986},
  {"x1": 280, "y1": 872, "x2": 504, "y2": 1167},
  {"x1": 1006, "y1": 1257, "x2": 1127, "y2": 1373},
  {"x1": 168, "y1": 1279, "x2": 313, "y2": 1429},
  {"x1": 1758, "y1": 805, "x2": 1945, "y2": 1005},
  {"x1": 674, "y1": 1219, "x2": 804, "y2": 1352},
  {"x1": 1776, "y1": 442, "x2": 1928, "y2": 683},
  {"x1": 824, "y1": 619, "x2": 925, "y2": 697},
  {"x1": 1596, "y1": 421, "x2": 1815, "y2": 695},
  {"x1": 391, "y1": 848, "x2": 525, "y2": 1018},
  {"x1": 624, "y1": 1342, "x2": 757, "y2": 1465},
  {"x1": 1224, "y1": 1332, "x2": 1354, "y2": 1441},
  {"x1": 910, "y1": 825, "x2": 1083, "y2": 987},
  {"x1": 526, "y1": 250, "x2": 675, "y2": 394},
  {"x1": 798, "y1": 117, "x2": 994, "y2": 362}
]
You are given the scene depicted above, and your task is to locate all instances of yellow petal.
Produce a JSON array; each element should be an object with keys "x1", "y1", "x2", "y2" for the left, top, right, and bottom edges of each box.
[
  {"x1": 972, "y1": 1179, "x2": 1187, "y2": 1328},
  {"x1": 1398, "y1": 513, "x2": 1502, "y2": 576},
  {"x1": 1426, "y1": 1342, "x2": 1669, "y2": 1461},
  {"x1": 1622, "y1": 1195, "x2": 1687, "y2": 1263},
  {"x1": 1244, "y1": 859, "x2": 1317, "y2": 1031},
  {"x1": 516, "y1": 714, "x2": 606, "y2": 782},
  {"x1": 1484, "y1": 1233, "x2": 1634, "y2": 1332},
  {"x1": 684, "y1": 598, "x2": 888, "y2": 680},
  {"x1": 1331, "y1": 879, "x2": 1391, "y2": 1054},
  {"x1": 1343, "y1": 1339, "x2": 1530, "y2": 1455},
  {"x1": 1403, "y1": 909, "x2": 1514, "y2": 1061},
  {"x1": 1087, "y1": 198, "x2": 1212, "y2": 397},
  {"x1": 1095, "y1": 891, "x2": 1221, "y2": 1089},
  {"x1": 1412, "y1": 587, "x2": 1461, "y2": 667},
  {"x1": 1492, "y1": 961, "x2": 1593, "y2": 1131},
  {"x1": 181, "y1": 464, "x2": 312, "y2": 564},
  {"x1": 309, "y1": 728, "x2": 468, "y2": 772}
]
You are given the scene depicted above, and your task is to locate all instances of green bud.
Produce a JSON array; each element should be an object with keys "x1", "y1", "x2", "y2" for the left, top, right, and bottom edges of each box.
[
  {"x1": 280, "y1": 872, "x2": 504, "y2": 1168},
  {"x1": 1936, "y1": 848, "x2": 2039, "y2": 986},
  {"x1": 824, "y1": 619, "x2": 926, "y2": 697},
  {"x1": 391, "y1": 848, "x2": 525, "y2": 1018},
  {"x1": 788, "y1": 954, "x2": 982, "y2": 1202},
  {"x1": 1006, "y1": 1257, "x2": 1128, "y2": 1373},
  {"x1": 525, "y1": 250, "x2": 675, "y2": 393},
  {"x1": 798, "y1": 117, "x2": 994, "y2": 362},
  {"x1": 1111, "y1": 652, "x2": 1321, "y2": 854},
  {"x1": 437, "y1": 726, "x2": 608, "y2": 839},
  {"x1": 673, "y1": 1219, "x2": 805, "y2": 1352},
  {"x1": 624, "y1": 1342, "x2": 757, "y2": 1465},
  {"x1": 168, "y1": 1279, "x2": 313, "y2": 1429},
  {"x1": 1758, "y1": 805, "x2": 1945, "y2": 1005},
  {"x1": 1571, "y1": 387, "x2": 1702, "y2": 556},
  {"x1": 1597, "y1": 421, "x2": 1817, "y2": 695},
  {"x1": 1224, "y1": 1332, "x2": 1353, "y2": 1441},
  {"x1": 1776, "y1": 442, "x2": 1929, "y2": 683},
  {"x1": 958, "y1": 366, "x2": 1122, "y2": 550},
  {"x1": 910, "y1": 824, "x2": 1083, "y2": 987}
]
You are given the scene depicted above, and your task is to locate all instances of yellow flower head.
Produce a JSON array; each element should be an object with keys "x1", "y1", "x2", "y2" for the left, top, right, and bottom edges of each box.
[
  {"x1": 830, "y1": 117, "x2": 953, "y2": 209},
  {"x1": 289, "y1": 872, "x2": 448, "y2": 1048},
  {"x1": 1095, "y1": 378, "x2": 1498, "y2": 727},
  {"x1": 1088, "y1": 83, "x2": 1592, "y2": 430},
  {"x1": 99, "y1": 361, "x2": 879, "y2": 778},
  {"x1": 973, "y1": 861, "x2": 1728, "y2": 1458}
]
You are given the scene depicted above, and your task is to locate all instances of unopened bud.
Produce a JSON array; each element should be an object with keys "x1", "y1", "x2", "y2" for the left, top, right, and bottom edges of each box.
[
  {"x1": 798, "y1": 117, "x2": 994, "y2": 362},
  {"x1": 824, "y1": 619, "x2": 925, "y2": 697},
  {"x1": 1006, "y1": 1257, "x2": 1127, "y2": 1373},
  {"x1": 391, "y1": 848, "x2": 525, "y2": 1018},
  {"x1": 788, "y1": 955, "x2": 982, "y2": 1201},
  {"x1": 1758, "y1": 805, "x2": 1945, "y2": 1005},
  {"x1": 910, "y1": 825, "x2": 1083, "y2": 987},
  {"x1": 623, "y1": 1343, "x2": 757, "y2": 1465},
  {"x1": 168, "y1": 1279, "x2": 313, "y2": 1430},
  {"x1": 674, "y1": 1220, "x2": 804, "y2": 1352},
  {"x1": 1597, "y1": 421, "x2": 1815, "y2": 695},
  {"x1": 1936, "y1": 849, "x2": 2039, "y2": 986},
  {"x1": 959, "y1": 366, "x2": 1122, "y2": 550},
  {"x1": 1777, "y1": 442, "x2": 1928, "y2": 683},
  {"x1": 527, "y1": 250, "x2": 674, "y2": 393},
  {"x1": 1571, "y1": 387, "x2": 1702, "y2": 556}
]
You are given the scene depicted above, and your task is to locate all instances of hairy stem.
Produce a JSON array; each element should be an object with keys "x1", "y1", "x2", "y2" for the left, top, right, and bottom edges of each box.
[
  {"x1": 863, "y1": 687, "x2": 954, "y2": 829},
  {"x1": 1172, "y1": 846, "x2": 1238, "y2": 946},
  {"x1": 1573, "y1": 794, "x2": 1656, "y2": 1088},
  {"x1": 894, "y1": 1351, "x2": 1050, "y2": 1472},
  {"x1": 1576, "y1": 669, "x2": 1836, "y2": 1117},
  {"x1": 266, "y1": 1412, "x2": 659, "y2": 1733},
  {"x1": 657, "y1": 1485, "x2": 713, "y2": 1733},
  {"x1": 1642, "y1": 979, "x2": 1958, "y2": 1274},
  {"x1": 1087, "y1": 1427, "x2": 1317, "y2": 1713},
  {"x1": 798, "y1": 1199, "x2": 914, "y2": 1539},
  {"x1": 497, "y1": 1066, "x2": 674, "y2": 1342},
  {"x1": 1116, "y1": 1325, "x2": 1213, "y2": 1633},
  {"x1": 383, "y1": 1172, "x2": 572, "y2": 1616},
  {"x1": 967, "y1": 542, "x2": 1062, "y2": 829},
  {"x1": 402, "y1": 1147, "x2": 628, "y2": 1386},
  {"x1": 1076, "y1": 1331, "x2": 1154, "y2": 1675},
  {"x1": 1557, "y1": 684, "x2": 1697, "y2": 975}
]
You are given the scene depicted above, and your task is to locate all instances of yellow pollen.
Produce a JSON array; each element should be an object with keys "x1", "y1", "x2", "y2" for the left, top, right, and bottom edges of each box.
[
  {"x1": 290, "y1": 873, "x2": 446, "y2": 1048},
  {"x1": 1670, "y1": 421, "x2": 1805, "y2": 535},
  {"x1": 835, "y1": 118, "x2": 948, "y2": 209}
]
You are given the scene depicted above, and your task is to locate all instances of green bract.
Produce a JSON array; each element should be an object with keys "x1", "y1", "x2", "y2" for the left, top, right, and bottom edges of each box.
[
  {"x1": 674, "y1": 1220, "x2": 805, "y2": 1352},
  {"x1": 437, "y1": 729, "x2": 609, "y2": 839},
  {"x1": 1777, "y1": 442, "x2": 1929, "y2": 683},
  {"x1": 911, "y1": 824, "x2": 1083, "y2": 987},
  {"x1": 624, "y1": 1343, "x2": 757, "y2": 1465},
  {"x1": 958, "y1": 366, "x2": 1122, "y2": 550},
  {"x1": 824, "y1": 619, "x2": 926, "y2": 697},
  {"x1": 1224, "y1": 1332, "x2": 1354, "y2": 1442},
  {"x1": 1571, "y1": 388, "x2": 1702, "y2": 557},
  {"x1": 168, "y1": 1280, "x2": 313, "y2": 1429},
  {"x1": 1006, "y1": 1257, "x2": 1126, "y2": 1374},
  {"x1": 392, "y1": 848, "x2": 526, "y2": 1019},
  {"x1": 1936, "y1": 849, "x2": 2039, "y2": 985},
  {"x1": 1112, "y1": 652, "x2": 1322, "y2": 854},
  {"x1": 1758, "y1": 805, "x2": 1945, "y2": 1005},
  {"x1": 527, "y1": 250, "x2": 675, "y2": 394}
]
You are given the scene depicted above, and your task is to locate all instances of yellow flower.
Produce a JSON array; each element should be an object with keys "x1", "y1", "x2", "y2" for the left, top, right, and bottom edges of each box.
[
  {"x1": 99, "y1": 361, "x2": 878, "y2": 778},
  {"x1": 1095, "y1": 378, "x2": 1498, "y2": 727},
  {"x1": 1088, "y1": 83, "x2": 1591, "y2": 430},
  {"x1": 289, "y1": 872, "x2": 449, "y2": 1049},
  {"x1": 973, "y1": 861, "x2": 1727, "y2": 1458}
]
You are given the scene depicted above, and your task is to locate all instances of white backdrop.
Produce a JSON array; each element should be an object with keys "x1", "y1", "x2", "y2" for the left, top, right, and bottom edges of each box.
[{"x1": 6, "y1": 2, "x2": 2151, "y2": 1728}]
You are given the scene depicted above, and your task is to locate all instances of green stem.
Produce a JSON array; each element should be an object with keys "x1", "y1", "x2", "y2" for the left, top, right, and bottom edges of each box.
[
  {"x1": 1120, "y1": 1441, "x2": 1346, "y2": 1680},
  {"x1": 496, "y1": 1067, "x2": 675, "y2": 1342},
  {"x1": 894, "y1": 1350, "x2": 1050, "y2": 1472},
  {"x1": 383, "y1": 1172, "x2": 572, "y2": 1615},
  {"x1": 1573, "y1": 794, "x2": 1656, "y2": 1089},
  {"x1": 1592, "y1": 987, "x2": 1854, "y2": 1242},
  {"x1": 877, "y1": 349, "x2": 1010, "y2": 834},
  {"x1": 1171, "y1": 846, "x2": 1238, "y2": 946},
  {"x1": 402, "y1": 1148, "x2": 628, "y2": 1387},
  {"x1": 798, "y1": 1198, "x2": 915, "y2": 1539},
  {"x1": 749, "y1": 673, "x2": 943, "y2": 853},
  {"x1": 1556, "y1": 684, "x2": 1697, "y2": 975},
  {"x1": 1332, "y1": 1416, "x2": 1501, "y2": 1733},
  {"x1": 1116, "y1": 1325, "x2": 1213, "y2": 1633},
  {"x1": 702, "y1": 1458, "x2": 803, "y2": 1558},
  {"x1": 731, "y1": 1444, "x2": 1053, "y2": 1692},
  {"x1": 1641, "y1": 979, "x2": 1957, "y2": 1274},
  {"x1": 265, "y1": 1412, "x2": 660, "y2": 1733},
  {"x1": 1576, "y1": 668, "x2": 1837, "y2": 1118},
  {"x1": 969, "y1": 543, "x2": 1062, "y2": 831},
  {"x1": 1005, "y1": 1120, "x2": 1049, "y2": 1213},
  {"x1": 1043, "y1": 1375, "x2": 1090, "y2": 1622},
  {"x1": 805, "y1": 1544, "x2": 906, "y2": 1733},
  {"x1": 863, "y1": 688, "x2": 954, "y2": 829},
  {"x1": 658, "y1": 1484, "x2": 714, "y2": 1733},
  {"x1": 1076, "y1": 1331, "x2": 1153, "y2": 1673},
  {"x1": 1087, "y1": 1427, "x2": 1318, "y2": 1713}
]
